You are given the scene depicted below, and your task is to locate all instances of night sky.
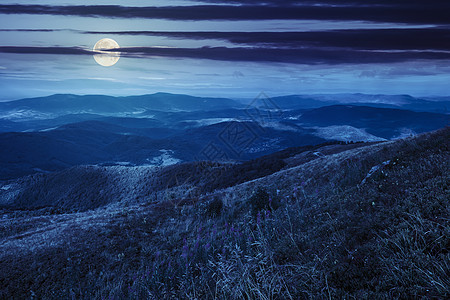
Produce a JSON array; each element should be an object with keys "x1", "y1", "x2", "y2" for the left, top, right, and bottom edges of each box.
[{"x1": 0, "y1": 0, "x2": 449, "y2": 100}]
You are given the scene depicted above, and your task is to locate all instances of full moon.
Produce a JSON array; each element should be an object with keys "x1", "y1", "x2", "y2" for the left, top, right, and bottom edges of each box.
[{"x1": 93, "y1": 38, "x2": 120, "y2": 67}]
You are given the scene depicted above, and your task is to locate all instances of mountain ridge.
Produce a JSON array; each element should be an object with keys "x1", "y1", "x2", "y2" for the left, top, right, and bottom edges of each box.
[{"x1": 0, "y1": 93, "x2": 243, "y2": 118}]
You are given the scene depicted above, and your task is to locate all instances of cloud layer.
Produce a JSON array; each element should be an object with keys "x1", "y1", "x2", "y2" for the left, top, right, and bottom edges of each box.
[
  {"x1": 83, "y1": 28, "x2": 450, "y2": 51},
  {"x1": 1, "y1": 1, "x2": 449, "y2": 65},
  {"x1": 1, "y1": 45, "x2": 448, "y2": 65},
  {"x1": 0, "y1": 4, "x2": 449, "y2": 24},
  {"x1": 1, "y1": 0, "x2": 449, "y2": 99}
]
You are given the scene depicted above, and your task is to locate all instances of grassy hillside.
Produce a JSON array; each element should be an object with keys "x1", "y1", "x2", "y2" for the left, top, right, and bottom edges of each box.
[
  {"x1": 0, "y1": 141, "x2": 368, "y2": 212},
  {"x1": 0, "y1": 127, "x2": 448, "y2": 299}
]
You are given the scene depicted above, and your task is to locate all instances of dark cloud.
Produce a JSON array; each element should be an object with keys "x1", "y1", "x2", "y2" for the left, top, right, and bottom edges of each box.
[
  {"x1": 0, "y1": 4, "x2": 449, "y2": 24},
  {"x1": 192, "y1": 0, "x2": 450, "y2": 6},
  {"x1": 118, "y1": 47, "x2": 450, "y2": 64},
  {"x1": 84, "y1": 28, "x2": 450, "y2": 51},
  {"x1": 0, "y1": 29, "x2": 55, "y2": 32},
  {"x1": 1, "y1": 45, "x2": 448, "y2": 65},
  {"x1": 0, "y1": 46, "x2": 91, "y2": 55}
]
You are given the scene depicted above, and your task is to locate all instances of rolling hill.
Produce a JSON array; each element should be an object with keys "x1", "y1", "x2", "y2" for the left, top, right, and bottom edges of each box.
[
  {"x1": 0, "y1": 127, "x2": 448, "y2": 299},
  {"x1": 0, "y1": 93, "x2": 448, "y2": 180},
  {"x1": 297, "y1": 105, "x2": 449, "y2": 138},
  {"x1": 0, "y1": 120, "x2": 328, "y2": 180}
]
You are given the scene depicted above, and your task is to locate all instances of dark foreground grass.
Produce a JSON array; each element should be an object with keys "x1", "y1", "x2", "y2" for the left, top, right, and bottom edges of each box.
[{"x1": 0, "y1": 127, "x2": 448, "y2": 299}]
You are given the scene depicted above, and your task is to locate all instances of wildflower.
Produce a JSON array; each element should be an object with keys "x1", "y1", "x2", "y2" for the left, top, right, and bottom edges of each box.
[
  {"x1": 248, "y1": 235, "x2": 254, "y2": 243},
  {"x1": 194, "y1": 240, "x2": 200, "y2": 250},
  {"x1": 182, "y1": 240, "x2": 189, "y2": 258}
]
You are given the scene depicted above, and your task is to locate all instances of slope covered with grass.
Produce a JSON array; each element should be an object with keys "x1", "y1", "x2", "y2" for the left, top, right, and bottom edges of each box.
[{"x1": 0, "y1": 127, "x2": 448, "y2": 299}]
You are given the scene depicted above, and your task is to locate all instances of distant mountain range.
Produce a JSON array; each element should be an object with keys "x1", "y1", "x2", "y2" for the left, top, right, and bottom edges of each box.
[
  {"x1": 0, "y1": 93, "x2": 448, "y2": 180},
  {"x1": 0, "y1": 93, "x2": 242, "y2": 119},
  {"x1": 271, "y1": 94, "x2": 450, "y2": 113}
]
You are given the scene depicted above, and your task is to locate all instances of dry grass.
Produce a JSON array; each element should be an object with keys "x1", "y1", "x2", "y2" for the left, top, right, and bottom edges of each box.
[{"x1": 0, "y1": 127, "x2": 448, "y2": 299}]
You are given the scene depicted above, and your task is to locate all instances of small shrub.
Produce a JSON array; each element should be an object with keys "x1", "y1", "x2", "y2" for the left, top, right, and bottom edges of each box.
[
  {"x1": 248, "y1": 187, "x2": 280, "y2": 215},
  {"x1": 206, "y1": 197, "x2": 223, "y2": 217}
]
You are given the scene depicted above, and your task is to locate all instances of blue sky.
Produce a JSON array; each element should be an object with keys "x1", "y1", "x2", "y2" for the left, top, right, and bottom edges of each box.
[{"x1": 0, "y1": 0, "x2": 449, "y2": 100}]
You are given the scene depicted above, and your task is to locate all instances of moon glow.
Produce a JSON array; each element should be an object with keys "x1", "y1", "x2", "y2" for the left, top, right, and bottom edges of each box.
[{"x1": 93, "y1": 38, "x2": 120, "y2": 67}]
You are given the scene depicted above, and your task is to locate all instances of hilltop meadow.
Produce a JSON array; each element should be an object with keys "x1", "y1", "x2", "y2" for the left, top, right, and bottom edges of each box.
[{"x1": 0, "y1": 127, "x2": 448, "y2": 299}]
